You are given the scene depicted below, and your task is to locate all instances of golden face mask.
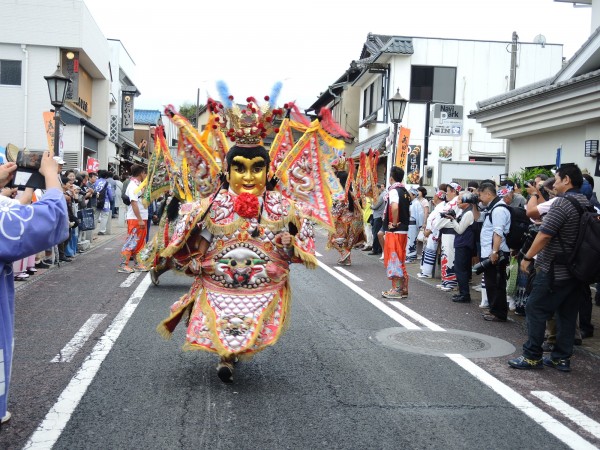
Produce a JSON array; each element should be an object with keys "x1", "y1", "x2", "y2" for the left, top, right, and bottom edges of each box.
[{"x1": 226, "y1": 156, "x2": 267, "y2": 196}]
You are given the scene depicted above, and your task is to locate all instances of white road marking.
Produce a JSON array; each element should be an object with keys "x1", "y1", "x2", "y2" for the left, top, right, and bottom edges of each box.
[
  {"x1": 388, "y1": 301, "x2": 445, "y2": 331},
  {"x1": 24, "y1": 274, "x2": 152, "y2": 450},
  {"x1": 448, "y1": 355, "x2": 597, "y2": 450},
  {"x1": 317, "y1": 260, "x2": 420, "y2": 330},
  {"x1": 314, "y1": 251, "x2": 323, "y2": 257},
  {"x1": 334, "y1": 266, "x2": 363, "y2": 282},
  {"x1": 51, "y1": 314, "x2": 107, "y2": 363},
  {"x1": 318, "y1": 256, "x2": 598, "y2": 449},
  {"x1": 532, "y1": 391, "x2": 600, "y2": 439},
  {"x1": 119, "y1": 271, "x2": 141, "y2": 288}
]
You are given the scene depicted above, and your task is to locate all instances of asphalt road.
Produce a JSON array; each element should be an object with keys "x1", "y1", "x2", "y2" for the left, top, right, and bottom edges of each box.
[{"x1": 2, "y1": 232, "x2": 599, "y2": 449}]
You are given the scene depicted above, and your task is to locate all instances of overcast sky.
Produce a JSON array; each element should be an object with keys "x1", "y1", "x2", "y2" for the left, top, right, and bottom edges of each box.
[{"x1": 84, "y1": 0, "x2": 592, "y2": 112}]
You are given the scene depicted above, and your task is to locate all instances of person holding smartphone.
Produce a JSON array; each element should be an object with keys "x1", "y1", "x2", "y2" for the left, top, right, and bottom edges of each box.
[{"x1": 0, "y1": 153, "x2": 69, "y2": 427}]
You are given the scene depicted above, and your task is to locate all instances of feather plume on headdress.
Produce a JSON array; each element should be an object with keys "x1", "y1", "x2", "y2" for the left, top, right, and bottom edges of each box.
[
  {"x1": 269, "y1": 81, "x2": 283, "y2": 108},
  {"x1": 216, "y1": 80, "x2": 233, "y2": 108}
]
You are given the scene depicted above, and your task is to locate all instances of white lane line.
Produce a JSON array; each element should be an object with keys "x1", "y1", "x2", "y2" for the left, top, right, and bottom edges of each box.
[
  {"x1": 317, "y1": 260, "x2": 420, "y2": 330},
  {"x1": 119, "y1": 271, "x2": 141, "y2": 288},
  {"x1": 448, "y1": 355, "x2": 597, "y2": 450},
  {"x1": 532, "y1": 391, "x2": 600, "y2": 439},
  {"x1": 388, "y1": 301, "x2": 445, "y2": 331},
  {"x1": 51, "y1": 314, "x2": 107, "y2": 363},
  {"x1": 24, "y1": 274, "x2": 152, "y2": 450},
  {"x1": 318, "y1": 256, "x2": 598, "y2": 448},
  {"x1": 315, "y1": 251, "x2": 323, "y2": 257},
  {"x1": 334, "y1": 266, "x2": 363, "y2": 282}
]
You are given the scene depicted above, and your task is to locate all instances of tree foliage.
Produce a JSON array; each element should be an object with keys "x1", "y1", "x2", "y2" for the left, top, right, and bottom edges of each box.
[{"x1": 178, "y1": 102, "x2": 202, "y2": 126}]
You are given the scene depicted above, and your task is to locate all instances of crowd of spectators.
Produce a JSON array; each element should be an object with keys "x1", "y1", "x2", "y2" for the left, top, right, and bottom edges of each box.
[
  {"x1": 368, "y1": 164, "x2": 599, "y2": 371},
  {"x1": 1, "y1": 159, "x2": 132, "y2": 282}
]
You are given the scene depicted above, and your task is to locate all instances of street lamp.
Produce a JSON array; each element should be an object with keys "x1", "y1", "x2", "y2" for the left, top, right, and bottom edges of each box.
[
  {"x1": 44, "y1": 65, "x2": 72, "y2": 156},
  {"x1": 387, "y1": 88, "x2": 408, "y2": 167}
]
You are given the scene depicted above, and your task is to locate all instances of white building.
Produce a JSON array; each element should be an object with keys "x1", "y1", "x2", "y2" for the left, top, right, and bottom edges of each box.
[
  {"x1": 307, "y1": 33, "x2": 564, "y2": 187},
  {"x1": 470, "y1": 1, "x2": 600, "y2": 185},
  {"x1": 0, "y1": 0, "x2": 139, "y2": 173}
]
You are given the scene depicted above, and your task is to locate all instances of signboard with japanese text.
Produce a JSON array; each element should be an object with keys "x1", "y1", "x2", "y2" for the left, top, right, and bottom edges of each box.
[
  {"x1": 395, "y1": 127, "x2": 411, "y2": 169},
  {"x1": 43, "y1": 111, "x2": 64, "y2": 158},
  {"x1": 121, "y1": 92, "x2": 134, "y2": 131},
  {"x1": 406, "y1": 145, "x2": 422, "y2": 185},
  {"x1": 432, "y1": 104, "x2": 463, "y2": 136}
]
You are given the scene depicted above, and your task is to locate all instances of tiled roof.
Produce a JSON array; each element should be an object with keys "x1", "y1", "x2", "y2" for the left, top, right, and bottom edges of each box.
[{"x1": 134, "y1": 109, "x2": 161, "y2": 125}]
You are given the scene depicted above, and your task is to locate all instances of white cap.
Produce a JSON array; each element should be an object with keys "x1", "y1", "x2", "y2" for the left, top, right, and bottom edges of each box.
[{"x1": 53, "y1": 156, "x2": 65, "y2": 164}]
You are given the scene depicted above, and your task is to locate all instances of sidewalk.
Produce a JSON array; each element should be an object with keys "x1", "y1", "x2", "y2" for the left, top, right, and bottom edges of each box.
[
  {"x1": 14, "y1": 216, "x2": 128, "y2": 293},
  {"x1": 400, "y1": 253, "x2": 600, "y2": 359}
]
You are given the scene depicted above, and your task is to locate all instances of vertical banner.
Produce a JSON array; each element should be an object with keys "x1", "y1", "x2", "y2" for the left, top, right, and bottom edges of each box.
[
  {"x1": 406, "y1": 145, "x2": 422, "y2": 184},
  {"x1": 43, "y1": 111, "x2": 55, "y2": 152},
  {"x1": 395, "y1": 126, "x2": 411, "y2": 169},
  {"x1": 121, "y1": 92, "x2": 134, "y2": 131},
  {"x1": 86, "y1": 157, "x2": 99, "y2": 173},
  {"x1": 556, "y1": 146, "x2": 562, "y2": 168},
  {"x1": 42, "y1": 112, "x2": 64, "y2": 158}
]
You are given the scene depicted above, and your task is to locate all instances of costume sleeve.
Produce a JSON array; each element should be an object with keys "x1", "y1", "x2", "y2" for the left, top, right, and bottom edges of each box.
[
  {"x1": 0, "y1": 187, "x2": 69, "y2": 263},
  {"x1": 291, "y1": 215, "x2": 317, "y2": 269}
]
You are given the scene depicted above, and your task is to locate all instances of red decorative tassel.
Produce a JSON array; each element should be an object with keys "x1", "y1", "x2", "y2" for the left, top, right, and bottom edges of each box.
[{"x1": 319, "y1": 108, "x2": 351, "y2": 138}]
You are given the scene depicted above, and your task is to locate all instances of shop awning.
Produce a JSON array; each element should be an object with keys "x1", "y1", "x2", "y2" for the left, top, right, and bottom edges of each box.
[{"x1": 351, "y1": 128, "x2": 389, "y2": 158}]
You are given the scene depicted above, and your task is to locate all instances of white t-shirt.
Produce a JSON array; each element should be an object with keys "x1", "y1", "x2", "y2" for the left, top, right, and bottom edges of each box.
[{"x1": 125, "y1": 178, "x2": 148, "y2": 220}]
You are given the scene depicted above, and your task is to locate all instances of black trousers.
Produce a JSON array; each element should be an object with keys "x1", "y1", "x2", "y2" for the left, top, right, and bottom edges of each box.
[
  {"x1": 524, "y1": 270, "x2": 582, "y2": 360},
  {"x1": 372, "y1": 217, "x2": 383, "y2": 254},
  {"x1": 454, "y1": 246, "x2": 472, "y2": 297},
  {"x1": 483, "y1": 255, "x2": 508, "y2": 320}
]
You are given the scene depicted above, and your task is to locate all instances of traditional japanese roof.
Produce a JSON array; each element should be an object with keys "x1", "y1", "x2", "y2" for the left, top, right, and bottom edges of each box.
[{"x1": 134, "y1": 109, "x2": 162, "y2": 125}]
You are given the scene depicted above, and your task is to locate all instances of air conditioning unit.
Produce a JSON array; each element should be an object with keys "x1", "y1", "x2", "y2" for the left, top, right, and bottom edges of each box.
[{"x1": 423, "y1": 166, "x2": 434, "y2": 186}]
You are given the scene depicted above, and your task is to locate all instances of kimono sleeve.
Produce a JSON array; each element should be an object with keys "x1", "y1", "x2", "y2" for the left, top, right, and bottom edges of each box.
[{"x1": 0, "y1": 188, "x2": 69, "y2": 263}]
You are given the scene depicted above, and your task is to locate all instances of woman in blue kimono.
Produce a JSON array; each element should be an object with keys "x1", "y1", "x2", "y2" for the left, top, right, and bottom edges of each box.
[{"x1": 0, "y1": 153, "x2": 68, "y2": 427}]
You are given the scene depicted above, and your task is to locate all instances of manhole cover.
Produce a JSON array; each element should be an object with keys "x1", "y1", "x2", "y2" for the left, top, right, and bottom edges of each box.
[{"x1": 375, "y1": 328, "x2": 515, "y2": 358}]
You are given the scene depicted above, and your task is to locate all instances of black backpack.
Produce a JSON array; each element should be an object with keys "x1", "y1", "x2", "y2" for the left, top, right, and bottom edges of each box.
[
  {"x1": 121, "y1": 179, "x2": 131, "y2": 206},
  {"x1": 488, "y1": 203, "x2": 530, "y2": 250},
  {"x1": 557, "y1": 196, "x2": 600, "y2": 283},
  {"x1": 96, "y1": 183, "x2": 109, "y2": 210}
]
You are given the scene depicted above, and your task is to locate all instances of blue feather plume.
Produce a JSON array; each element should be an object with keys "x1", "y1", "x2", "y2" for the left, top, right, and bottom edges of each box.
[
  {"x1": 269, "y1": 81, "x2": 283, "y2": 106},
  {"x1": 216, "y1": 80, "x2": 232, "y2": 108}
]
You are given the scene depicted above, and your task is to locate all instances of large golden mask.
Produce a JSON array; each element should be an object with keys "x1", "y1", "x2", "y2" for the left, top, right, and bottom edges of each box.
[{"x1": 226, "y1": 156, "x2": 267, "y2": 196}]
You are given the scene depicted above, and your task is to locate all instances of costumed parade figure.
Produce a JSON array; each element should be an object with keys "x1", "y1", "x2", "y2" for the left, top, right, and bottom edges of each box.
[
  {"x1": 326, "y1": 158, "x2": 365, "y2": 266},
  {"x1": 154, "y1": 84, "x2": 349, "y2": 383}
]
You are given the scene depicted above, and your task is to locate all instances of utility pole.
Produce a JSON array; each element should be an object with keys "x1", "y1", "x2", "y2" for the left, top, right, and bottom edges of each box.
[{"x1": 509, "y1": 31, "x2": 518, "y2": 91}]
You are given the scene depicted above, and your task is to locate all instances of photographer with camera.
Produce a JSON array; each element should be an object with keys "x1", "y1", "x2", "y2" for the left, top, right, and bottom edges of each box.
[
  {"x1": 0, "y1": 153, "x2": 69, "y2": 427},
  {"x1": 476, "y1": 182, "x2": 511, "y2": 322},
  {"x1": 446, "y1": 191, "x2": 480, "y2": 303},
  {"x1": 508, "y1": 165, "x2": 591, "y2": 372},
  {"x1": 434, "y1": 182, "x2": 462, "y2": 291}
]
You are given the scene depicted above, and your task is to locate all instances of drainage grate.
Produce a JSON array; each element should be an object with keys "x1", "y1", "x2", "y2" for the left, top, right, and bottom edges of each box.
[{"x1": 375, "y1": 328, "x2": 515, "y2": 358}]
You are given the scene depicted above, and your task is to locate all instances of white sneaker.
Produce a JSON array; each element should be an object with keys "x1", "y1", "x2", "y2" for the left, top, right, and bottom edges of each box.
[
  {"x1": 417, "y1": 273, "x2": 432, "y2": 279},
  {"x1": 508, "y1": 296, "x2": 516, "y2": 311},
  {"x1": 440, "y1": 286, "x2": 456, "y2": 292},
  {"x1": 1, "y1": 411, "x2": 11, "y2": 423},
  {"x1": 479, "y1": 302, "x2": 490, "y2": 309},
  {"x1": 472, "y1": 285, "x2": 482, "y2": 292},
  {"x1": 379, "y1": 254, "x2": 384, "y2": 260},
  {"x1": 436, "y1": 284, "x2": 445, "y2": 289}
]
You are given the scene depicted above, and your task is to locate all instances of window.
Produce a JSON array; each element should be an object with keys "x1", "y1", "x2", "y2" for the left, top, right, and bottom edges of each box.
[
  {"x1": 362, "y1": 75, "x2": 385, "y2": 120},
  {"x1": 410, "y1": 66, "x2": 456, "y2": 103},
  {"x1": 0, "y1": 60, "x2": 22, "y2": 86}
]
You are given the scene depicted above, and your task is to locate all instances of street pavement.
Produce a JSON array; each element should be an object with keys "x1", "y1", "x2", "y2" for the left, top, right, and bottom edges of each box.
[{"x1": 1, "y1": 225, "x2": 599, "y2": 449}]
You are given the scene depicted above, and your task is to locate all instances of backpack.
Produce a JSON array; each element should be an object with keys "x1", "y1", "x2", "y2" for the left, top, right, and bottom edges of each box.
[
  {"x1": 121, "y1": 179, "x2": 131, "y2": 206},
  {"x1": 557, "y1": 196, "x2": 600, "y2": 283},
  {"x1": 96, "y1": 182, "x2": 108, "y2": 210},
  {"x1": 488, "y1": 203, "x2": 530, "y2": 250}
]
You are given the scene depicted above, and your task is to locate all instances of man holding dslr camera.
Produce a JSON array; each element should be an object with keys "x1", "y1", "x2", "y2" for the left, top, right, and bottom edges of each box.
[{"x1": 477, "y1": 182, "x2": 511, "y2": 322}]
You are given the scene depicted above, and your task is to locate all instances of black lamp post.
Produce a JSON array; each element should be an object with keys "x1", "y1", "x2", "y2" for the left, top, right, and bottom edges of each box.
[
  {"x1": 44, "y1": 65, "x2": 72, "y2": 156},
  {"x1": 387, "y1": 88, "x2": 408, "y2": 167}
]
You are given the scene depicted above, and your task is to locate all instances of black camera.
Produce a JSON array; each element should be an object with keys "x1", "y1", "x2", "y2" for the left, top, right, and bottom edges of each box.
[
  {"x1": 472, "y1": 252, "x2": 507, "y2": 275},
  {"x1": 440, "y1": 209, "x2": 456, "y2": 219},
  {"x1": 461, "y1": 192, "x2": 480, "y2": 205}
]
